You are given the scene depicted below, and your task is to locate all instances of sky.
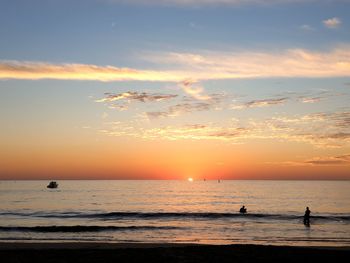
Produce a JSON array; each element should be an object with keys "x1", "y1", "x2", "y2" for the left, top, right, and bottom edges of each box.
[{"x1": 0, "y1": 0, "x2": 349, "y2": 180}]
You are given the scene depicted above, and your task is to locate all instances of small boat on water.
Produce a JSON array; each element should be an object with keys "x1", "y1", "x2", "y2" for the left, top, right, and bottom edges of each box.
[{"x1": 47, "y1": 181, "x2": 58, "y2": 189}]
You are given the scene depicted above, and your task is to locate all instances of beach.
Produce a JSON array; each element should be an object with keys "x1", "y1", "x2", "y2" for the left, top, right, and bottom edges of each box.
[{"x1": 1, "y1": 243, "x2": 350, "y2": 263}]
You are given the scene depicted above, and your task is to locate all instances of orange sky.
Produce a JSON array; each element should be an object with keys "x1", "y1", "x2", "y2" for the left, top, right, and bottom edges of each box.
[{"x1": 1, "y1": 134, "x2": 349, "y2": 180}]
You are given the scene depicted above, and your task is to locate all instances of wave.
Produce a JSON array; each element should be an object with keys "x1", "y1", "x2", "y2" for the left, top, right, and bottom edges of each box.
[
  {"x1": 1, "y1": 211, "x2": 350, "y2": 222},
  {"x1": 0, "y1": 225, "x2": 181, "y2": 233},
  {"x1": 87, "y1": 212, "x2": 304, "y2": 220}
]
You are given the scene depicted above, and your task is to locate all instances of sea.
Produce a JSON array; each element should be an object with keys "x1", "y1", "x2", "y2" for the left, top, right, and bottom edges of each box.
[{"x1": 0, "y1": 180, "x2": 349, "y2": 247}]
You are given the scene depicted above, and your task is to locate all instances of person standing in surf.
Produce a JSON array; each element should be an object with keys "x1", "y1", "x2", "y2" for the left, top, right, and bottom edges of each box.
[{"x1": 304, "y1": 207, "x2": 311, "y2": 226}]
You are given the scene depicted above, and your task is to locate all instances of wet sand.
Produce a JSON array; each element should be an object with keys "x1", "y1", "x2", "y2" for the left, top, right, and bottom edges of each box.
[{"x1": 0, "y1": 242, "x2": 349, "y2": 263}]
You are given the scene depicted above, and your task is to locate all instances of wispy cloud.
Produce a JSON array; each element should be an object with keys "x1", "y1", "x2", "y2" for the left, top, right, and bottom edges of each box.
[
  {"x1": 268, "y1": 154, "x2": 350, "y2": 167},
  {"x1": 143, "y1": 46, "x2": 350, "y2": 79},
  {"x1": 108, "y1": 104, "x2": 129, "y2": 111},
  {"x1": 232, "y1": 97, "x2": 288, "y2": 109},
  {"x1": 96, "y1": 91, "x2": 177, "y2": 103},
  {"x1": 99, "y1": 108, "x2": 350, "y2": 148},
  {"x1": 95, "y1": 91, "x2": 178, "y2": 112},
  {"x1": 179, "y1": 79, "x2": 210, "y2": 100},
  {"x1": 93, "y1": 84, "x2": 348, "y2": 147},
  {"x1": 332, "y1": 112, "x2": 350, "y2": 128},
  {"x1": 0, "y1": 60, "x2": 183, "y2": 82},
  {"x1": 323, "y1": 17, "x2": 341, "y2": 28},
  {"x1": 144, "y1": 92, "x2": 226, "y2": 118},
  {"x1": 2, "y1": 46, "x2": 350, "y2": 82},
  {"x1": 254, "y1": 111, "x2": 350, "y2": 147},
  {"x1": 305, "y1": 154, "x2": 350, "y2": 165},
  {"x1": 208, "y1": 128, "x2": 248, "y2": 139},
  {"x1": 95, "y1": 85, "x2": 227, "y2": 118},
  {"x1": 300, "y1": 24, "x2": 315, "y2": 31},
  {"x1": 298, "y1": 97, "x2": 322, "y2": 103},
  {"x1": 232, "y1": 89, "x2": 336, "y2": 109},
  {"x1": 94, "y1": 85, "x2": 349, "y2": 147},
  {"x1": 290, "y1": 89, "x2": 340, "y2": 104},
  {"x1": 101, "y1": 121, "x2": 249, "y2": 141},
  {"x1": 146, "y1": 101, "x2": 214, "y2": 119}
]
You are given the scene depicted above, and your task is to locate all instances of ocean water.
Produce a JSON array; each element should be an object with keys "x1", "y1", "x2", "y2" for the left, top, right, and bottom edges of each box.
[{"x1": 0, "y1": 180, "x2": 349, "y2": 246}]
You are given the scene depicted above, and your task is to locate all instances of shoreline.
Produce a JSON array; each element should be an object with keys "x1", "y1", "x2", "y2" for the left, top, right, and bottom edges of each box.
[
  {"x1": 1, "y1": 242, "x2": 349, "y2": 263},
  {"x1": 0, "y1": 242, "x2": 350, "y2": 250}
]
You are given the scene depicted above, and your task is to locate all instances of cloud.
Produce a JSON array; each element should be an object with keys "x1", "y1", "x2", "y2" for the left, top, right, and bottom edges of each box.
[
  {"x1": 108, "y1": 104, "x2": 129, "y2": 111},
  {"x1": 184, "y1": 124, "x2": 209, "y2": 130},
  {"x1": 96, "y1": 88, "x2": 226, "y2": 117},
  {"x1": 146, "y1": 101, "x2": 214, "y2": 118},
  {"x1": 232, "y1": 97, "x2": 288, "y2": 109},
  {"x1": 307, "y1": 111, "x2": 350, "y2": 129},
  {"x1": 0, "y1": 60, "x2": 183, "y2": 82},
  {"x1": 332, "y1": 112, "x2": 350, "y2": 128},
  {"x1": 94, "y1": 86, "x2": 349, "y2": 147},
  {"x1": 256, "y1": 111, "x2": 350, "y2": 147},
  {"x1": 208, "y1": 128, "x2": 248, "y2": 139},
  {"x1": 323, "y1": 17, "x2": 341, "y2": 28},
  {"x1": 298, "y1": 97, "x2": 322, "y2": 103},
  {"x1": 2, "y1": 46, "x2": 350, "y2": 82},
  {"x1": 96, "y1": 92, "x2": 135, "y2": 102},
  {"x1": 99, "y1": 107, "x2": 350, "y2": 148},
  {"x1": 305, "y1": 154, "x2": 350, "y2": 165},
  {"x1": 94, "y1": 87, "x2": 350, "y2": 147},
  {"x1": 231, "y1": 90, "x2": 332, "y2": 110},
  {"x1": 96, "y1": 91, "x2": 178, "y2": 112},
  {"x1": 144, "y1": 46, "x2": 350, "y2": 79},
  {"x1": 144, "y1": 92, "x2": 226, "y2": 118},
  {"x1": 294, "y1": 89, "x2": 342, "y2": 104},
  {"x1": 170, "y1": 102, "x2": 212, "y2": 112},
  {"x1": 96, "y1": 91, "x2": 177, "y2": 103},
  {"x1": 326, "y1": 132, "x2": 350, "y2": 140},
  {"x1": 101, "y1": 121, "x2": 249, "y2": 141},
  {"x1": 146, "y1": 111, "x2": 173, "y2": 119},
  {"x1": 179, "y1": 79, "x2": 210, "y2": 100},
  {"x1": 300, "y1": 24, "x2": 315, "y2": 31},
  {"x1": 270, "y1": 154, "x2": 350, "y2": 167}
]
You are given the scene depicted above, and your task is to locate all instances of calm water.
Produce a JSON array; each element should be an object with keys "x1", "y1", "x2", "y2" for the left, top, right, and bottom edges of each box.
[{"x1": 0, "y1": 180, "x2": 349, "y2": 246}]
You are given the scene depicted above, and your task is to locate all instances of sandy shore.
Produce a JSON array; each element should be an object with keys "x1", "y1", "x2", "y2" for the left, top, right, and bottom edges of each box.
[{"x1": 0, "y1": 242, "x2": 349, "y2": 262}]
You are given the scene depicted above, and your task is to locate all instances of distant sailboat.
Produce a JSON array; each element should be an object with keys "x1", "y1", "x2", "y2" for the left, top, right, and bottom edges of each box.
[{"x1": 47, "y1": 181, "x2": 58, "y2": 189}]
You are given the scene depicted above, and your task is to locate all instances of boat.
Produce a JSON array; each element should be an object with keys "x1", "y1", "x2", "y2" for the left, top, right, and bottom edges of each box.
[{"x1": 47, "y1": 181, "x2": 58, "y2": 189}]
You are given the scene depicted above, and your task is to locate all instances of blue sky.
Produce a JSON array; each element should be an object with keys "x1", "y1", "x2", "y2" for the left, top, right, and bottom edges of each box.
[{"x1": 1, "y1": 0, "x2": 349, "y2": 64}]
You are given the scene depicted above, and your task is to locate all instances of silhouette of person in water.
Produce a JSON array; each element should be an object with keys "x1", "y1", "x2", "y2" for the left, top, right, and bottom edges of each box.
[
  {"x1": 239, "y1": 205, "x2": 247, "y2": 214},
  {"x1": 304, "y1": 207, "x2": 311, "y2": 226}
]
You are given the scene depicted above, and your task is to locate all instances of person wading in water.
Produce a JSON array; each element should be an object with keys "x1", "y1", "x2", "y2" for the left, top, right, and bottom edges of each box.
[{"x1": 304, "y1": 207, "x2": 311, "y2": 226}]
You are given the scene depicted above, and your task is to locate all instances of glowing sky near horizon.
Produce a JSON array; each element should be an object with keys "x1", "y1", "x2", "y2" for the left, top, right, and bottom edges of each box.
[{"x1": 0, "y1": 0, "x2": 350, "y2": 179}]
